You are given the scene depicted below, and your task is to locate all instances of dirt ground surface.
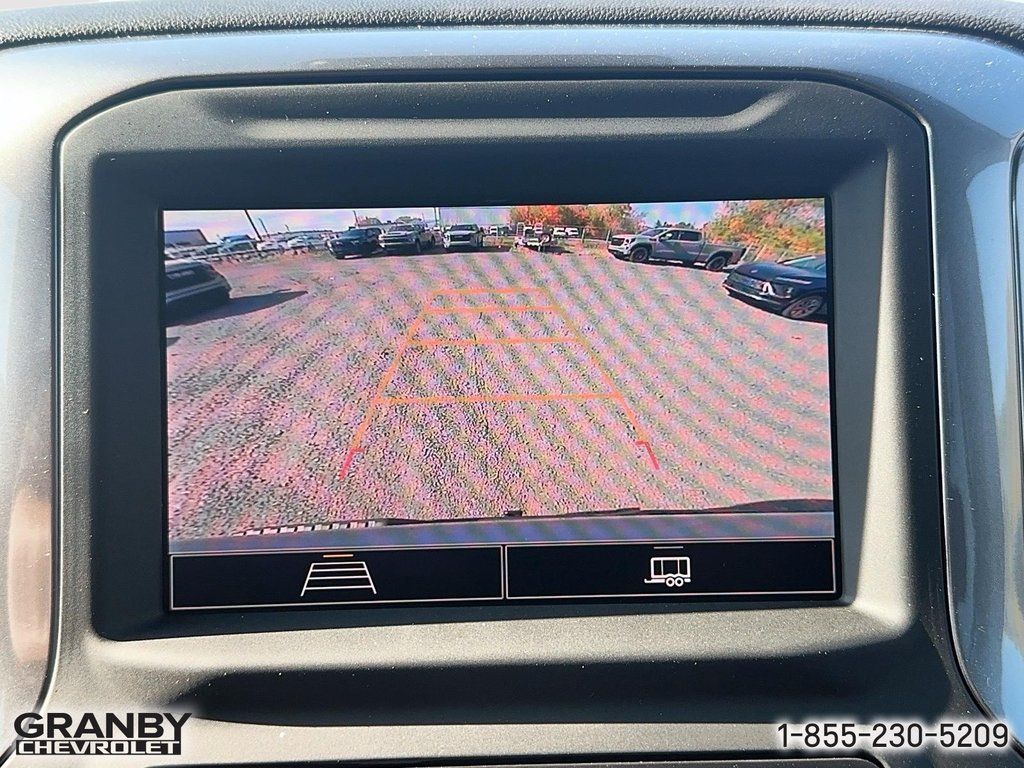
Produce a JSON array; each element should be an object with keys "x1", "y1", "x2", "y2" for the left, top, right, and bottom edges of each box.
[{"x1": 167, "y1": 243, "x2": 832, "y2": 540}]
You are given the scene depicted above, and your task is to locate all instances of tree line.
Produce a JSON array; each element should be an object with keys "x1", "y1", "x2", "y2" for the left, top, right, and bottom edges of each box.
[
  {"x1": 702, "y1": 199, "x2": 825, "y2": 257},
  {"x1": 509, "y1": 204, "x2": 643, "y2": 234},
  {"x1": 510, "y1": 199, "x2": 825, "y2": 258}
]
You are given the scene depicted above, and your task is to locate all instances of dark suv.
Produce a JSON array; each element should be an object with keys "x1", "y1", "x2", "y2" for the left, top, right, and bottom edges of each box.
[
  {"x1": 329, "y1": 227, "x2": 383, "y2": 259},
  {"x1": 723, "y1": 254, "x2": 828, "y2": 320}
]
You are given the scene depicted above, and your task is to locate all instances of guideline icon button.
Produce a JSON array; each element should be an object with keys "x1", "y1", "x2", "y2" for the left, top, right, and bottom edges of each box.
[
  {"x1": 300, "y1": 554, "x2": 377, "y2": 597},
  {"x1": 645, "y1": 555, "x2": 692, "y2": 588}
]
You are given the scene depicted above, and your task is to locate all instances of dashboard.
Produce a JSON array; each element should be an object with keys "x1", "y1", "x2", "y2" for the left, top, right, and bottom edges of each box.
[{"x1": 3, "y1": 1, "x2": 1024, "y2": 766}]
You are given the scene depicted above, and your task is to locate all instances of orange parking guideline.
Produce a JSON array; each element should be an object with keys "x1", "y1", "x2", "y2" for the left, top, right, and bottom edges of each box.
[
  {"x1": 432, "y1": 286, "x2": 547, "y2": 296},
  {"x1": 337, "y1": 446, "x2": 364, "y2": 480},
  {"x1": 422, "y1": 304, "x2": 558, "y2": 315},
  {"x1": 339, "y1": 285, "x2": 659, "y2": 479},
  {"x1": 409, "y1": 335, "x2": 577, "y2": 349},
  {"x1": 637, "y1": 440, "x2": 660, "y2": 471},
  {"x1": 377, "y1": 392, "x2": 620, "y2": 406},
  {"x1": 538, "y1": 285, "x2": 658, "y2": 468},
  {"x1": 537, "y1": 287, "x2": 648, "y2": 437},
  {"x1": 337, "y1": 292, "x2": 436, "y2": 479}
]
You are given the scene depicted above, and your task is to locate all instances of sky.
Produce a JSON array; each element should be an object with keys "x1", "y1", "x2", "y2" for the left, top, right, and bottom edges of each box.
[
  {"x1": 163, "y1": 201, "x2": 725, "y2": 241},
  {"x1": 635, "y1": 201, "x2": 719, "y2": 228}
]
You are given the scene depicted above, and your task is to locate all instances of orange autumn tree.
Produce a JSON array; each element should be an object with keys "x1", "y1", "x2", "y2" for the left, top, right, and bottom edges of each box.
[
  {"x1": 509, "y1": 204, "x2": 562, "y2": 225},
  {"x1": 510, "y1": 204, "x2": 644, "y2": 235},
  {"x1": 703, "y1": 199, "x2": 826, "y2": 261}
]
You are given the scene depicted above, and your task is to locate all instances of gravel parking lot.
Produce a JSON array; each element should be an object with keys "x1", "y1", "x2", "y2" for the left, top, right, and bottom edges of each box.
[{"x1": 167, "y1": 243, "x2": 832, "y2": 540}]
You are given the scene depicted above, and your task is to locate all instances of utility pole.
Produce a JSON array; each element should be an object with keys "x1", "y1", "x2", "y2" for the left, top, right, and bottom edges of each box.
[{"x1": 244, "y1": 209, "x2": 264, "y2": 241}]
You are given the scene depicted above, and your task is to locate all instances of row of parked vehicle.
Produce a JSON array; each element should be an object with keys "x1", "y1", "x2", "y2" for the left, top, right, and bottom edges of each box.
[
  {"x1": 329, "y1": 222, "x2": 597, "y2": 259},
  {"x1": 606, "y1": 226, "x2": 828, "y2": 320},
  {"x1": 164, "y1": 223, "x2": 826, "y2": 323},
  {"x1": 165, "y1": 233, "x2": 330, "y2": 262},
  {"x1": 327, "y1": 223, "x2": 490, "y2": 258}
]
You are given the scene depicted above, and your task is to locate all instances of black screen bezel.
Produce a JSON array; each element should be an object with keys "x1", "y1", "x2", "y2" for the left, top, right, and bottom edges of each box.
[{"x1": 58, "y1": 75, "x2": 931, "y2": 640}]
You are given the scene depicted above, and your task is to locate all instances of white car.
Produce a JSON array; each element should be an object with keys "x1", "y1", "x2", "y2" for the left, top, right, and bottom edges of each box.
[
  {"x1": 285, "y1": 236, "x2": 321, "y2": 249},
  {"x1": 565, "y1": 227, "x2": 581, "y2": 238},
  {"x1": 552, "y1": 227, "x2": 566, "y2": 237},
  {"x1": 443, "y1": 223, "x2": 485, "y2": 250}
]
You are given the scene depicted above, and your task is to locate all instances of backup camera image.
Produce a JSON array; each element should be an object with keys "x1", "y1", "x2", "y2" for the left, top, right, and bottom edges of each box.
[{"x1": 164, "y1": 199, "x2": 836, "y2": 609}]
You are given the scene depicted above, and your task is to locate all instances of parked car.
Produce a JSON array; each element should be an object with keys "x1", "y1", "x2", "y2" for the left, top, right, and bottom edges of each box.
[
  {"x1": 188, "y1": 244, "x2": 222, "y2": 259},
  {"x1": 380, "y1": 223, "x2": 436, "y2": 254},
  {"x1": 608, "y1": 227, "x2": 746, "y2": 270},
  {"x1": 164, "y1": 245, "x2": 192, "y2": 260},
  {"x1": 565, "y1": 227, "x2": 580, "y2": 238},
  {"x1": 443, "y1": 223, "x2": 484, "y2": 250},
  {"x1": 284, "y1": 235, "x2": 324, "y2": 250},
  {"x1": 515, "y1": 226, "x2": 554, "y2": 251},
  {"x1": 552, "y1": 226, "x2": 567, "y2": 237},
  {"x1": 164, "y1": 257, "x2": 231, "y2": 311},
  {"x1": 217, "y1": 240, "x2": 257, "y2": 256},
  {"x1": 256, "y1": 240, "x2": 285, "y2": 253},
  {"x1": 723, "y1": 254, "x2": 828, "y2": 320},
  {"x1": 329, "y1": 227, "x2": 384, "y2": 258}
]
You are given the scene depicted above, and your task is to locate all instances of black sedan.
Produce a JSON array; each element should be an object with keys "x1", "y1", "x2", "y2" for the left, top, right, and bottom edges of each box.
[
  {"x1": 164, "y1": 257, "x2": 231, "y2": 316},
  {"x1": 328, "y1": 227, "x2": 384, "y2": 259},
  {"x1": 723, "y1": 254, "x2": 828, "y2": 320}
]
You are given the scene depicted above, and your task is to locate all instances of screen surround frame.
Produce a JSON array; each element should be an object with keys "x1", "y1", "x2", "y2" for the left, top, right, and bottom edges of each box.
[{"x1": 57, "y1": 74, "x2": 932, "y2": 653}]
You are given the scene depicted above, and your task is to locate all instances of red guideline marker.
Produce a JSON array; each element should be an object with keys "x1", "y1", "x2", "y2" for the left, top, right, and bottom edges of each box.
[
  {"x1": 636, "y1": 440, "x2": 660, "y2": 471},
  {"x1": 339, "y1": 446, "x2": 364, "y2": 480}
]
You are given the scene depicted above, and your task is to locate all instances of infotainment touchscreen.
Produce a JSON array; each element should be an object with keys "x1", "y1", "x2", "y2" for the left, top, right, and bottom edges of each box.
[{"x1": 163, "y1": 199, "x2": 837, "y2": 610}]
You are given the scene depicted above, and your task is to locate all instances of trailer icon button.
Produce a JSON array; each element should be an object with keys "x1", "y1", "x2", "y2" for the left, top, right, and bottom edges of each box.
[
  {"x1": 645, "y1": 555, "x2": 692, "y2": 588},
  {"x1": 502, "y1": 540, "x2": 835, "y2": 600}
]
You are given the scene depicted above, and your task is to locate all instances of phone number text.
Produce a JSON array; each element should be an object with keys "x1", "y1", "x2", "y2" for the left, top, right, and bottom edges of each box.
[{"x1": 777, "y1": 721, "x2": 1010, "y2": 751}]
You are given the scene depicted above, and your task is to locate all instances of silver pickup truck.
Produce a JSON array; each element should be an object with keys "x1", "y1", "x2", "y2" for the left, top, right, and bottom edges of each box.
[
  {"x1": 608, "y1": 227, "x2": 747, "y2": 271},
  {"x1": 380, "y1": 223, "x2": 436, "y2": 254}
]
